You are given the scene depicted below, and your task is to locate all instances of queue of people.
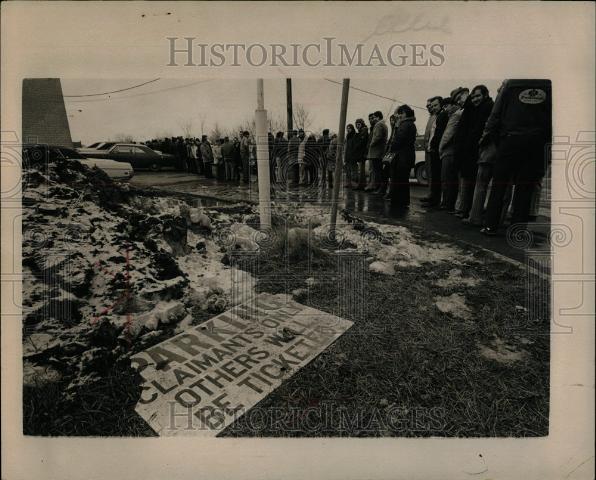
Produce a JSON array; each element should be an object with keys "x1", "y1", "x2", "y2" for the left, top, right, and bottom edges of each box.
[
  {"x1": 143, "y1": 79, "x2": 550, "y2": 236},
  {"x1": 420, "y1": 79, "x2": 551, "y2": 235}
]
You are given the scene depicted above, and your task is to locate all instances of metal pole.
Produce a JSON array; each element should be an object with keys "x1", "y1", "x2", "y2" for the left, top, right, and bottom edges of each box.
[
  {"x1": 256, "y1": 79, "x2": 271, "y2": 229},
  {"x1": 329, "y1": 79, "x2": 350, "y2": 240},
  {"x1": 286, "y1": 78, "x2": 293, "y2": 134}
]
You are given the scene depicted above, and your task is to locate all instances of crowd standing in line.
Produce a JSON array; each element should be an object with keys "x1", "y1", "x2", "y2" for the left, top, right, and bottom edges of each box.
[{"x1": 143, "y1": 79, "x2": 550, "y2": 236}]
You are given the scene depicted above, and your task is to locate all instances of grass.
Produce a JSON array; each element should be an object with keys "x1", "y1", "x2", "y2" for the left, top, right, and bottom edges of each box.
[
  {"x1": 218, "y1": 226, "x2": 550, "y2": 437},
  {"x1": 22, "y1": 213, "x2": 549, "y2": 437}
]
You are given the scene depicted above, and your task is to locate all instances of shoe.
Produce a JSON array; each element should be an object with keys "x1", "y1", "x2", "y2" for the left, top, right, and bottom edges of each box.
[
  {"x1": 364, "y1": 186, "x2": 374, "y2": 192},
  {"x1": 420, "y1": 196, "x2": 432, "y2": 202},
  {"x1": 462, "y1": 218, "x2": 481, "y2": 226},
  {"x1": 480, "y1": 227, "x2": 498, "y2": 236},
  {"x1": 455, "y1": 212, "x2": 467, "y2": 218},
  {"x1": 446, "y1": 209, "x2": 457, "y2": 214},
  {"x1": 422, "y1": 201, "x2": 439, "y2": 208}
]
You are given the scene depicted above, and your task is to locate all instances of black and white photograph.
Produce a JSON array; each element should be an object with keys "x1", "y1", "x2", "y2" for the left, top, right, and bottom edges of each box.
[{"x1": 2, "y1": 2, "x2": 594, "y2": 479}]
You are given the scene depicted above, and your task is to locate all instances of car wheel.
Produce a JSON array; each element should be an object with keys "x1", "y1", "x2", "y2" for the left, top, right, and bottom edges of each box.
[
  {"x1": 150, "y1": 163, "x2": 161, "y2": 172},
  {"x1": 415, "y1": 163, "x2": 428, "y2": 185}
]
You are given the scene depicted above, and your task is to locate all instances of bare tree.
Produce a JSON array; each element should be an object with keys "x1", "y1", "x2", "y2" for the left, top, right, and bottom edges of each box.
[
  {"x1": 209, "y1": 123, "x2": 224, "y2": 143},
  {"x1": 198, "y1": 113, "x2": 207, "y2": 137},
  {"x1": 178, "y1": 118, "x2": 194, "y2": 138},
  {"x1": 293, "y1": 103, "x2": 313, "y2": 131},
  {"x1": 112, "y1": 133, "x2": 135, "y2": 143},
  {"x1": 269, "y1": 112, "x2": 286, "y2": 135}
]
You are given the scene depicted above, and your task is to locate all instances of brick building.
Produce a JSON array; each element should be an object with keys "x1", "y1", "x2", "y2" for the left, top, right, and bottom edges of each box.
[{"x1": 22, "y1": 78, "x2": 73, "y2": 147}]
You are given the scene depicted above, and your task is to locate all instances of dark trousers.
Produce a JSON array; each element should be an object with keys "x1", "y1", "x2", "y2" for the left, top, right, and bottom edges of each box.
[
  {"x1": 440, "y1": 153, "x2": 459, "y2": 209},
  {"x1": 459, "y1": 166, "x2": 478, "y2": 217},
  {"x1": 241, "y1": 156, "x2": 250, "y2": 182},
  {"x1": 380, "y1": 162, "x2": 391, "y2": 193},
  {"x1": 204, "y1": 162, "x2": 213, "y2": 178},
  {"x1": 389, "y1": 159, "x2": 411, "y2": 206},
  {"x1": 371, "y1": 158, "x2": 383, "y2": 190},
  {"x1": 427, "y1": 150, "x2": 442, "y2": 202},
  {"x1": 485, "y1": 135, "x2": 546, "y2": 229}
]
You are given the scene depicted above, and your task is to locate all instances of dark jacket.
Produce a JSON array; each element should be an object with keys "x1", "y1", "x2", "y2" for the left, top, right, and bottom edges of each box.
[
  {"x1": 344, "y1": 130, "x2": 358, "y2": 164},
  {"x1": 390, "y1": 117, "x2": 417, "y2": 169},
  {"x1": 455, "y1": 97, "x2": 494, "y2": 177},
  {"x1": 305, "y1": 136, "x2": 318, "y2": 165},
  {"x1": 429, "y1": 109, "x2": 448, "y2": 153},
  {"x1": 273, "y1": 137, "x2": 288, "y2": 160},
  {"x1": 353, "y1": 126, "x2": 369, "y2": 162},
  {"x1": 318, "y1": 134, "x2": 331, "y2": 160},
  {"x1": 287, "y1": 136, "x2": 301, "y2": 162},
  {"x1": 482, "y1": 79, "x2": 552, "y2": 143},
  {"x1": 221, "y1": 141, "x2": 235, "y2": 161}
]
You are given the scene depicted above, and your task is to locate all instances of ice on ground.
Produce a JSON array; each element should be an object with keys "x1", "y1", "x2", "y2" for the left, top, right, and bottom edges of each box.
[
  {"x1": 478, "y1": 337, "x2": 529, "y2": 364},
  {"x1": 434, "y1": 268, "x2": 482, "y2": 288},
  {"x1": 434, "y1": 293, "x2": 473, "y2": 320},
  {"x1": 23, "y1": 361, "x2": 62, "y2": 387},
  {"x1": 369, "y1": 261, "x2": 396, "y2": 275}
]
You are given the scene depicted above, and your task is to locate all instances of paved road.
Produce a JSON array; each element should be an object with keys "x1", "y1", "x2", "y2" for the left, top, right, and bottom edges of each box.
[{"x1": 131, "y1": 172, "x2": 551, "y2": 264}]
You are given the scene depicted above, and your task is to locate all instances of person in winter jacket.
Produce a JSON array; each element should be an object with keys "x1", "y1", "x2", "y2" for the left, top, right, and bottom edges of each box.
[
  {"x1": 344, "y1": 124, "x2": 358, "y2": 188},
  {"x1": 388, "y1": 105, "x2": 417, "y2": 207},
  {"x1": 439, "y1": 98, "x2": 464, "y2": 211},
  {"x1": 326, "y1": 134, "x2": 339, "y2": 188},
  {"x1": 221, "y1": 137, "x2": 236, "y2": 181},
  {"x1": 454, "y1": 85, "x2": 494, "y2": 219},
  {"x1": 353, "y1": 119, "x2": 369, "y2": 189},
  {"x1": 422, "y1": 97, "x2": 448, "y2": 207},
  {"x1": 287, "y1": 130, "x2": 301, "y2": 187},
  {"x1": 238, "y1": 131, "x2": 251, "y2": 183},
  {"x1": 317, "y1": 129, "x2": 331, "y2": 186},
  {"x1": 200, "y1": 136, "x2": 214, "y2": 179},
  {"x1": 365, "y1": 110, "x2": 388, "y2": 192},
  {"x1": 378, "y1": 114, "x2": 398, "y2": 195},
  {"x1": 481, "y1": 79, "x2": 552, "y2": 235},
  {"x1": 273, "y1": 131, "x2": 288, "y2": 186}
]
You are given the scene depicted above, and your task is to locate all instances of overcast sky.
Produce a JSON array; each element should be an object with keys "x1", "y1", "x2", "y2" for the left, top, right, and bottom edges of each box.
[{"x1": 63, "y1": 78, "x2": 503, "y2": 144}]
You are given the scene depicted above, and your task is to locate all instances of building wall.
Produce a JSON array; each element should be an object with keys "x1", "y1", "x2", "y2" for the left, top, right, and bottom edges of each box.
[{"x1": 22, "y1": 78, "x2": 73, "y2": 147}]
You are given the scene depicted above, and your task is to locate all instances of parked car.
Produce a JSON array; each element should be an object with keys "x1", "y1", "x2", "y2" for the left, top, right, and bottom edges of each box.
[
  {"x1": 411, "y1": 149, "x2": 428, "y2": 185},
  {"x1": 23, "y1": 145, "x2": 134, "y2": 180},
  {"x1": 85, "y1": 143, "x2": 176, "y2": 171},
  {"x1": 76, "y1": 142, "x2": 116, "y2": 155}
]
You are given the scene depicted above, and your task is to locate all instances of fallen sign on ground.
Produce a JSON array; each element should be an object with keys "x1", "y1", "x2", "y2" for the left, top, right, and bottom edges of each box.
[{"x1": 131, "y1": 292, "x2": 353, "y2": 436}]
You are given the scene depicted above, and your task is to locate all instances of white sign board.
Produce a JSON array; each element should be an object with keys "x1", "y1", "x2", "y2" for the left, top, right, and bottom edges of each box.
[{"x1": 131, "y1": 293, "x2": 353, "y2": 436}]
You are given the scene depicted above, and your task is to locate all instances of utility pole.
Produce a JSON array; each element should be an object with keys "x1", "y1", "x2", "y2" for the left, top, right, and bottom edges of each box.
[
  {"x1": 255, "y1": 79, "x2": 271, "y2": 229},
  {"x1": 286, "y1": 78, "x2": 293, "y2": 134},
  {"x1": 329, "y1": 79, "x2": 350, "y2": 241}
]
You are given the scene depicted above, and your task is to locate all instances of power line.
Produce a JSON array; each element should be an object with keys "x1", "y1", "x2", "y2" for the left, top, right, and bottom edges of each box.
[
  {"x1": 65, "y1": 79, "x2": 213, "y2": 103},
  {"x1": 323, "y1": 78, "x2": 427, "y2": 111},
  {"x1": 63, "y1": 78, "x2": 161, "y2": 97}
]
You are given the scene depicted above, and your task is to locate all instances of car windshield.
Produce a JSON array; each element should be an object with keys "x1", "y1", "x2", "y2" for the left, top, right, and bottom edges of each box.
[
  {"x1": 86, "y1": 142, "x2": 100, "y2": 148},
  {"x1": 98, "y1": 142, "x2": 115, "y2": 150}
]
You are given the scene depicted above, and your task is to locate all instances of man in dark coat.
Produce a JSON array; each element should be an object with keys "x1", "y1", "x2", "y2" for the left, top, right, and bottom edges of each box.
[
  {"x1": 273, "y1": 131, "x2": 288, "y2": 186},
  {"x1": 454, "y1": 85, "x2": 494, "y2": 219},
  {"x1": 366, "y1": 111, "x2": 388, "y2": 193},
  {"x1": 481, "y1": 79, "x2": 552, "y2": 235},
  {"x1": 287, "y1": 130, "x2": 301, "y2": 187},
  {"x1": 352, "y1": 119, "x2": 369, "y2": 189},
  {"x1": 388, "y1": 105, "x2": 417, "y2": 206},
  {"x1": 317, "y1": 129, "x2": 331, "y2": 186},
  {"x1": 344, "y1": 124, "x2": 358, "y2": 188},
  {"x1": 421, "y1": 98, "x2": 449, "y2": 208}
]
